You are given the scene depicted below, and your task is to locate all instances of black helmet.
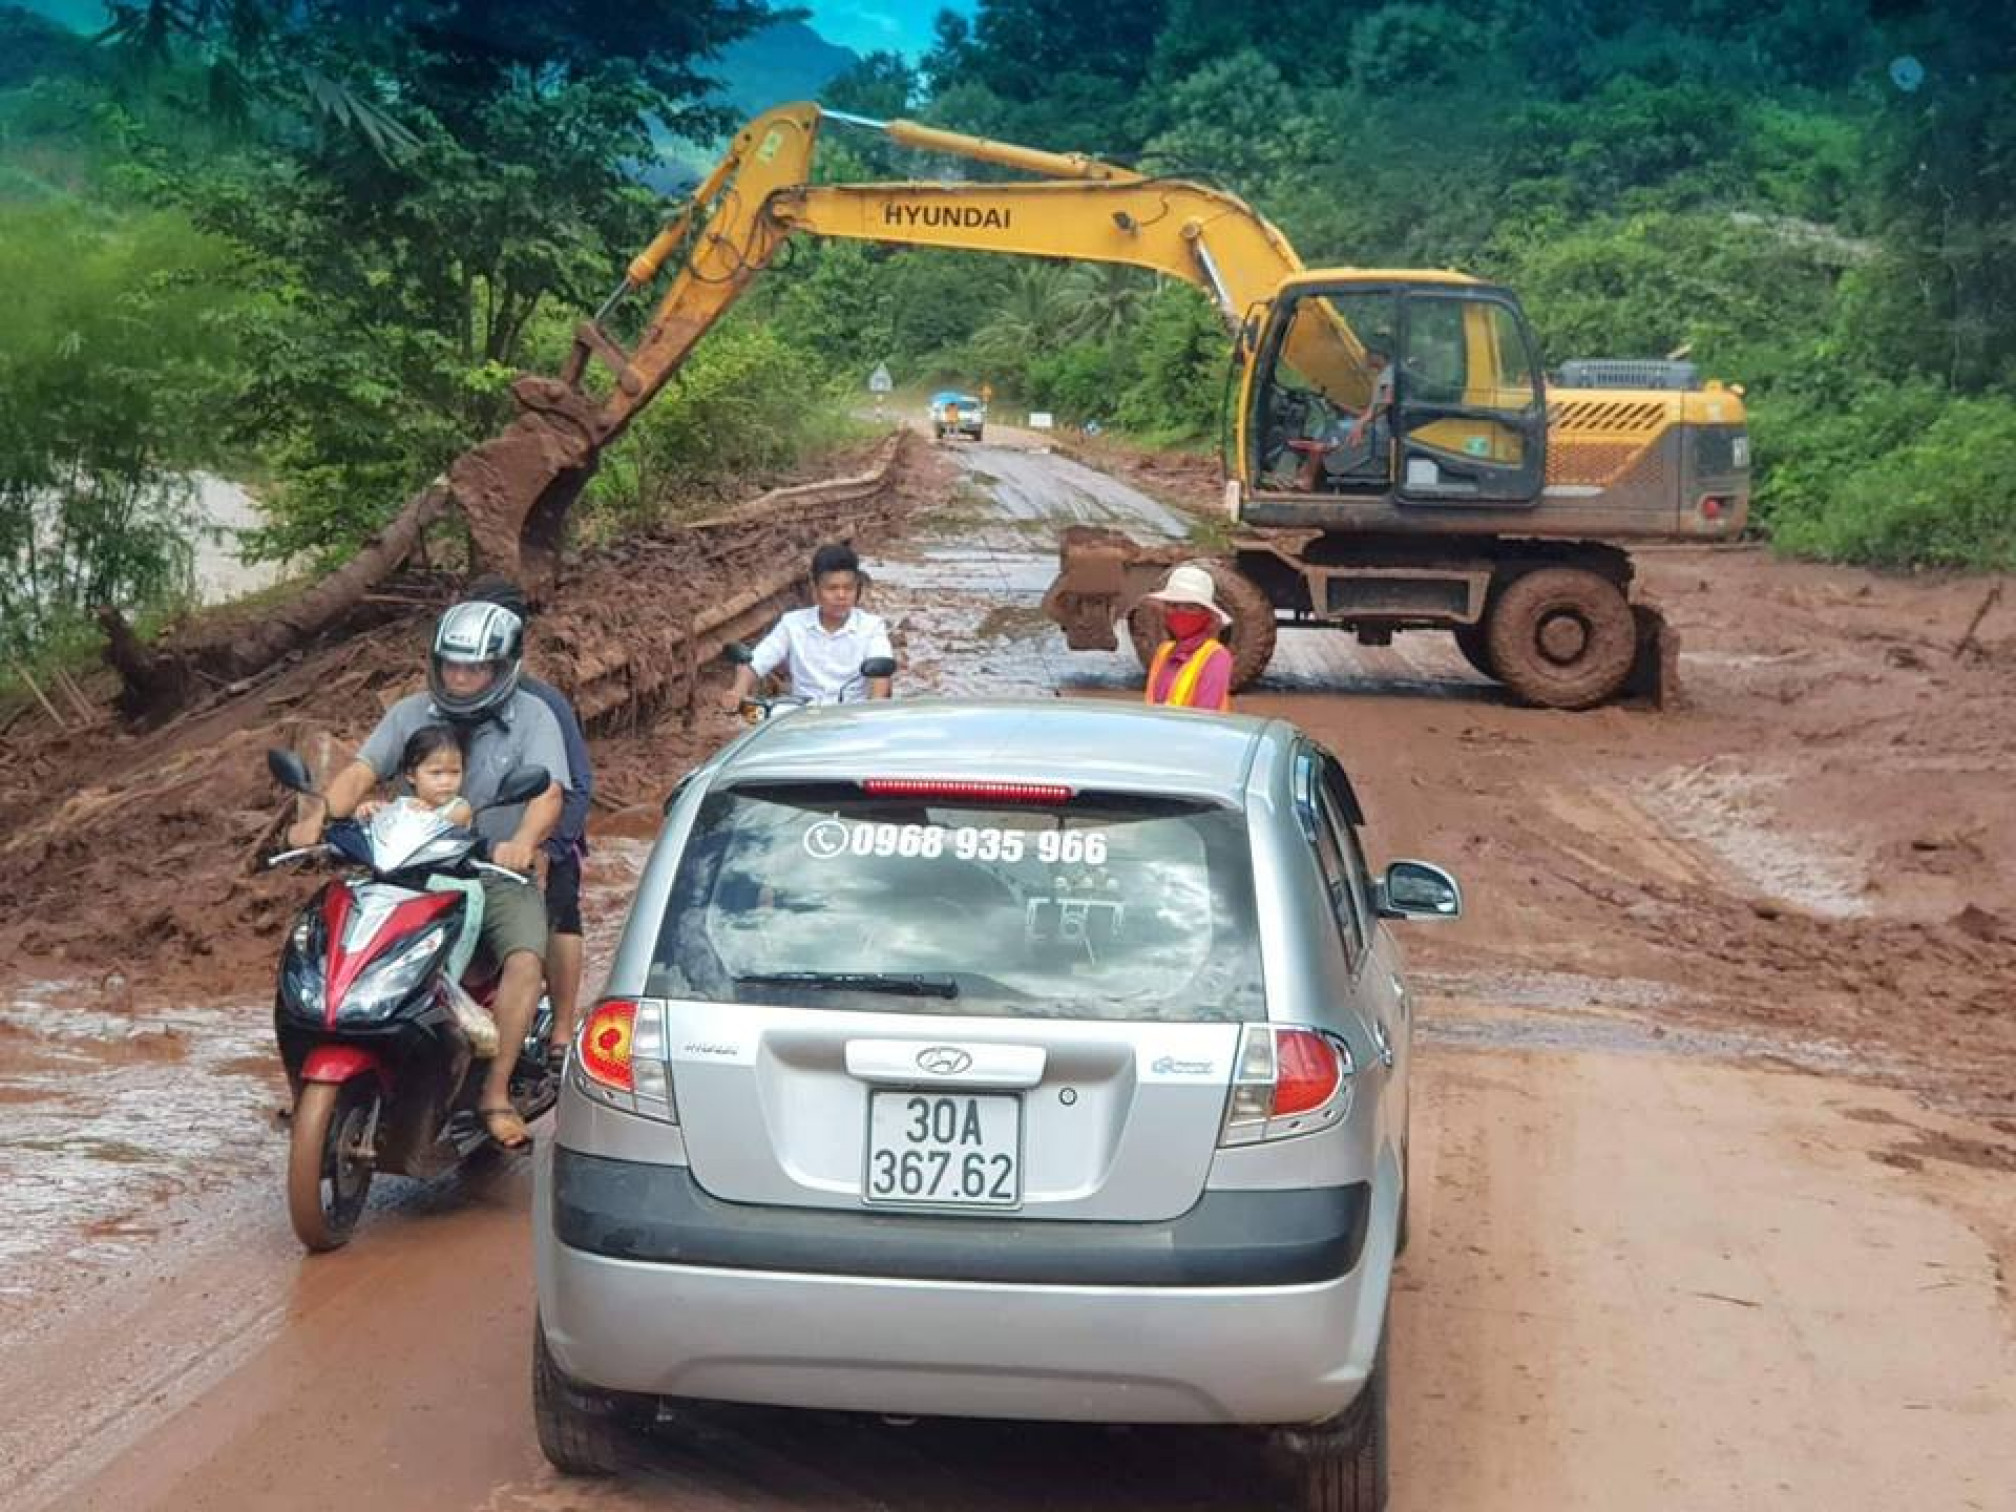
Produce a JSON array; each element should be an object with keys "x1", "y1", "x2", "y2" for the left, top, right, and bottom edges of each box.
[{"x1": 428, "y1": 601, "x2": 523, "y2": 724}]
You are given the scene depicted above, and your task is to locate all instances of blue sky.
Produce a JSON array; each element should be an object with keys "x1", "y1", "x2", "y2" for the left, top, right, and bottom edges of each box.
[
  {"x1": 805, "y1": 1, "x2": 973, "y2": 60},
  {"x1": 24, "y1": 2, "x2": 972, "y2": 62}
]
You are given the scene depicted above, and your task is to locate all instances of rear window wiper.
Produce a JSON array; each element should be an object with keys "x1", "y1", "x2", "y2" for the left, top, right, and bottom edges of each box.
[{"x1": 735, "y1": 971, "x2": 960, "y2": 1000}]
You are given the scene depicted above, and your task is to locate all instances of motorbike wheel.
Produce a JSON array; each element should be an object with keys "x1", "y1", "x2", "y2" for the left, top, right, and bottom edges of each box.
[{"x1": 287, "y1": 1079, "x2": 378, "y2": 1252}]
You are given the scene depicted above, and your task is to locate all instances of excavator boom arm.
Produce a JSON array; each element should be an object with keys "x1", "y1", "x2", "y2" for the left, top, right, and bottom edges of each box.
[{"x1": 459, "y1": 102, "x2": 1359, "y2": 587}]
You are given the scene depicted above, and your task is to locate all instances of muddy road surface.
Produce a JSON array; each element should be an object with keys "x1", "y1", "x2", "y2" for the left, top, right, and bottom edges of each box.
[{"x1": 4, "y1": 431, "x2": 2014, "y2": 1511}]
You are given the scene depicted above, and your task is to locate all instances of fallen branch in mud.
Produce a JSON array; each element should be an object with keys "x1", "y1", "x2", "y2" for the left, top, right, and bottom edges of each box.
[
  {"x1": 9, "y1": 662, "x2": 68, "y2": 732},
  {"x1": 1953, "y1": 583, "x2": 2004, "y2": 660},
  {"x1": 103, "y1": 483, "x2": 454, "y2": 726}
]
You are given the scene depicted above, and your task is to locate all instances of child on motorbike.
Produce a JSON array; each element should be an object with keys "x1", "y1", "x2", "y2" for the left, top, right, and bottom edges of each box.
[
  {"x1": 357, "y1": 723, "x2": 475, "y2": 829},
  {"x1": 357, "y1": 726, "x2": 492, "y2": 1043}
]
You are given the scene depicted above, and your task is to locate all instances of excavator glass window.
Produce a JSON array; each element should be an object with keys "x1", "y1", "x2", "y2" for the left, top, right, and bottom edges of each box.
[
  {"x1": 1254, "y1": 291, "x2": 1400, "y2": 495},
  {"x1": 1392, "y1": 290, "x2": 1548, "y2": 505}
]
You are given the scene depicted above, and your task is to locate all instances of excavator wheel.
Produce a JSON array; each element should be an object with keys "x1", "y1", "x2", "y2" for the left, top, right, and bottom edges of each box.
[
  {"x1": 1127, "y1": 563, "x2": 1278, "y2": 693},
  {"x1": 1485, "y1": 567, "x2": 1637, "y2": 710}
]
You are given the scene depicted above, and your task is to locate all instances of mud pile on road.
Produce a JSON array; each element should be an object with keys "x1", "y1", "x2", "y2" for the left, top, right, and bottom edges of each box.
[
  {"x1": 0, "y1": 433, "x2": 945, "y2": 1004},
  {"x1": 1324, "y1": 543, "x2": 2016, "y2": 1113}
]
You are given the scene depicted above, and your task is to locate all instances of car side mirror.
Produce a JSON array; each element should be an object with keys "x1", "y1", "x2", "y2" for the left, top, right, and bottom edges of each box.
[
  {"x1": 860, "y1": 656, "x2": 897, "y2": 680},
  {"x1": 267, "y1": 748, "x2": 316, "y2": 795},
  {"x1": 1375, "y1": 860, "x2": 1462, "y2": 920},
  {"x1": 722, "y1": 642, "x2": 755, "y2": 666},
  {"x1": 486, "y1": 765, "x2": 550, "y2": 809}
]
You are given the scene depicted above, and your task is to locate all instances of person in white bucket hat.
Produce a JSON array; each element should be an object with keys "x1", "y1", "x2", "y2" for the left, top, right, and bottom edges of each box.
[{"x1": 1140, "y1": 562, "x2": 1235, "y2": 712}]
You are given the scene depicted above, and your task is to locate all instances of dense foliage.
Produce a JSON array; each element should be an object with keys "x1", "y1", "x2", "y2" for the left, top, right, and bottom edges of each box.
[
  {"x1": 0, "y1": 0, "x2": 850, "y2": 665},
  {"x1": 809, "y1": 0, "x2": 2016, "y2": 569},
  {"x1": 3, "y1": 0, "x2": 2014, "y2": 672},
  {"x1": 0, "y1": 203, "x2": 251, "y2": 660}
]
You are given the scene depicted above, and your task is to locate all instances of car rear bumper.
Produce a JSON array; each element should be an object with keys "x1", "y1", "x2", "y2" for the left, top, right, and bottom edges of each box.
[
  {"x1": 550, "y1": 1147, "x2": 1370, "y2": 1286},
  {"x1": 535, "y1": 1145, "x2": 1394, "y2": 1425}
]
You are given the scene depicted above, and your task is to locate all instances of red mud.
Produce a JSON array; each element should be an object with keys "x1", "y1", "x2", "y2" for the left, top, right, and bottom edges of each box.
[{"x1": 0, "y1": 435, "x2": 950, "y2": 1006}]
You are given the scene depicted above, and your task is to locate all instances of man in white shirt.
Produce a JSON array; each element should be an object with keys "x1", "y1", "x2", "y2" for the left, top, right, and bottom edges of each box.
[{"x1": 722, "y1": 542, "x2": 895, "y2": 708}]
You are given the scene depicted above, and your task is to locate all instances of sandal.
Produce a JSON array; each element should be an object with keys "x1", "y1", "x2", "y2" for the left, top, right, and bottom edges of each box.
[{"x1": 480, "y1": 1104, "x2": 532, "y2": 1150}]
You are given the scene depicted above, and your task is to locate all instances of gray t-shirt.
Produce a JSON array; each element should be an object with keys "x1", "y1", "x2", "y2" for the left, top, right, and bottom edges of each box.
[{"x1": 358, "y1": 690, "x2": 571, "y2": 846}]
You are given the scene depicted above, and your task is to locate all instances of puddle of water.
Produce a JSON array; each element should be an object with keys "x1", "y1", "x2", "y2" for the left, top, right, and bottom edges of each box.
[
  {"x1": 1419, "y1": 1010, "x2": 1864, "y2": 1073},
  {"x1": 1638, "y1": 757, "x2": 1870, "y2": 918},
  {"x1": 1411, "y1": 968, "x2": 1866, "y2": 1074},
  {"x1": 1413, "y1": 967, "x2": 1701, "y2": 1015},
  {"x1": 952, "y1": 445, "x2": 1194, "y2": 538},
  {"x1": 0, "y1": 984, "x2": 281, "y2": 1304},
  {"x1": 0, "y1": 840, "x2": 654, "y2": 1313}
]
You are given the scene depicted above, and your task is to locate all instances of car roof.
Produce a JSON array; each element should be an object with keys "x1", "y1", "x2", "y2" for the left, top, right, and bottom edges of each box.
[
  {"x1": 713, "y1": 698, "x2": 1279, "y2": 807},
  {"x1": 930, "y1": 390, "x2": 981, "y2": 404}
]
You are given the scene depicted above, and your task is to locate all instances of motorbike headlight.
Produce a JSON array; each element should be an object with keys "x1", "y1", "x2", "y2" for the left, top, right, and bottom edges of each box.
[
  {"x1": 280, "y1": 911, "x2": 326, "y2": 1020},
  {"x1": 339, "y1": 926, "x2": 449, "y2": 1021}
]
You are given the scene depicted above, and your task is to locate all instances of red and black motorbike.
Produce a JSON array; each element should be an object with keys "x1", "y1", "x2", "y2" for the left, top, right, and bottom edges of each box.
[{"x1": 264, "y1": 749, "x2": 560, "y2": 1251}]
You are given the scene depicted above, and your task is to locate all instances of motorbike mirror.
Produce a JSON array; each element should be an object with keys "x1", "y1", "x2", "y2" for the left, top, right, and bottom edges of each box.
[
  {"x1": 485, "y1": 765, "x2": 550, "y2": 809},
  {"x1": 266, "y1": 748, "x2": 316, "y2": 795},
  {"x1": 860, "y1": 656, "x2": 897, "y2": 680},
  {"x1": 722, "y1": 642, "x2": 755, "y2": 667}
]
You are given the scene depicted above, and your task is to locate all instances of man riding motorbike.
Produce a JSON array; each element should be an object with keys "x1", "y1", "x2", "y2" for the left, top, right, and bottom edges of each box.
[
  {"x1": 464, "y1": 573, "x2": 594, "y2": 1062},
  {"x1": 721, "y1": 542, "x2": 895, "y2": 712},
  {"x1": 286, "y1": 600, "x2": 571, "y2": 1149}
]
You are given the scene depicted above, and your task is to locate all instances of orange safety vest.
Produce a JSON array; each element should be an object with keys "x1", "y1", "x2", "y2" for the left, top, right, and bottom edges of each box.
[{"x1": 1145, "y1": 638, "x2": 1232, "y2": 711}]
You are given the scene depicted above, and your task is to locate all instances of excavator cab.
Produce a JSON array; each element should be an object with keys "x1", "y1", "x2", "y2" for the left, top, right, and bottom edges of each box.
[{"x1": 1244, "y1": 276, "x2": 1548, "y2": 510}]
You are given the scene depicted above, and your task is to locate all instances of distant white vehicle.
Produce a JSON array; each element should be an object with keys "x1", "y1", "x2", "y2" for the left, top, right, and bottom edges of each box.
[{"x1": 928, "y1": 390, "x2": 986, "y2": 441}]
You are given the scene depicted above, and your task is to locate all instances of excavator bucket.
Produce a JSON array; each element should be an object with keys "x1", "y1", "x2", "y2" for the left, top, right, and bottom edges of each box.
[
  {"x1": 1040, "y1": 525, "x2": 1192, "y2": 651},
  {"x1": 449, "y1": 376, "x2": 606, "y2": 600},
  {"x1": 1623, "y1": 601, "x2": 1680, "y2": 708}
]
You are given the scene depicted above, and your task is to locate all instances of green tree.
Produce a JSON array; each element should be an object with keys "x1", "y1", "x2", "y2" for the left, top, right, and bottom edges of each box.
[
  {"x1": 1060, "y1": 264, "x2": 1154, "y2": 347},
  {"x1": 1115, "y1": 283, "x2": 1228, "y2": 439},
  {"x1": 0, "y1": 205, "x2": 249, "y2": 656},
  {"x1": 1142, "y1": 50, "x2": 1317, "y2": 189},
  {"x1": 105, "y1": 1, "x2": 779, "y2": 560},
  {"x1": 968, "y1": 262, "x2": 1076, "y2": 375}
]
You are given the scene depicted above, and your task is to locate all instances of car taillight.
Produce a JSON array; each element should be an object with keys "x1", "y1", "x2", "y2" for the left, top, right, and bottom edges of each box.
[
  {"x1": 862, "y1": 778, "x2": 1072, "y2": 805},
  {"x1": 1274, "y1": 1028, "x2": 1343, "y2": 1114},
  {"x1": 572, "y1": 998, "x2": 676, "y2": 1122},
  {"x1": 1220, "y1": 1024, "x2": 1353, "y2": 1146},
  {"x1": 580, "y1": 999, "x2": 636, "y2": 1091}
]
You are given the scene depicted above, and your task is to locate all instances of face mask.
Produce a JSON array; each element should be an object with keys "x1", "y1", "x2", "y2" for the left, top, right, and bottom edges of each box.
[{"x1": 1165, "y1": 606, "x2": 1215, "y2": 640}]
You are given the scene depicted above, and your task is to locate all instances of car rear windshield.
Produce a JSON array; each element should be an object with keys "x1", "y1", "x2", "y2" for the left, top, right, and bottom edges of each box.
[{"x1": 647, "y1": 783, "x2": 1266, "y2": 1022}]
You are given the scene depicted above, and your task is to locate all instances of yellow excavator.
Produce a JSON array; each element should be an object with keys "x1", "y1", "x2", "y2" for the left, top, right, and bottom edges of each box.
[{"x1": 455, "y1": 102, "x2": 1749, "y2": 709}]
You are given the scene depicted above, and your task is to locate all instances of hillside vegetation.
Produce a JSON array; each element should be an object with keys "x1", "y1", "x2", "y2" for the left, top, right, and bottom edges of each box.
[
  {"x1": 796, "y1": 0, "x2": 2016, "y2": 571},
  {"x1": 3, "y1": 0, "x2": 2013, "y2": 672}
]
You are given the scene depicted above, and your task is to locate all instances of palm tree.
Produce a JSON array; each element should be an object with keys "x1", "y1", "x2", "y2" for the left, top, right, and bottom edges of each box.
[
  {"x1": 969, "y1": 261, "x2": 1076, "y2": 366},
  {"x1": 1060, "y1": 263, "x2": 1152, "y2": 345}
]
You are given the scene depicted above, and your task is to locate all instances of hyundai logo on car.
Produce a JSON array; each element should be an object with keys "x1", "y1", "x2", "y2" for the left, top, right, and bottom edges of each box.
[{"x1": 916, "y1": 1046, "x2": 973, "y2": 1076}]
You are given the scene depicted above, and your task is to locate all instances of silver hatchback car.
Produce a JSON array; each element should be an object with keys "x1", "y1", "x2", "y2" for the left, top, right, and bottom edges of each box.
[{"x1": 532, "y1": 700, "x2": 1460, "y2": 1511}]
